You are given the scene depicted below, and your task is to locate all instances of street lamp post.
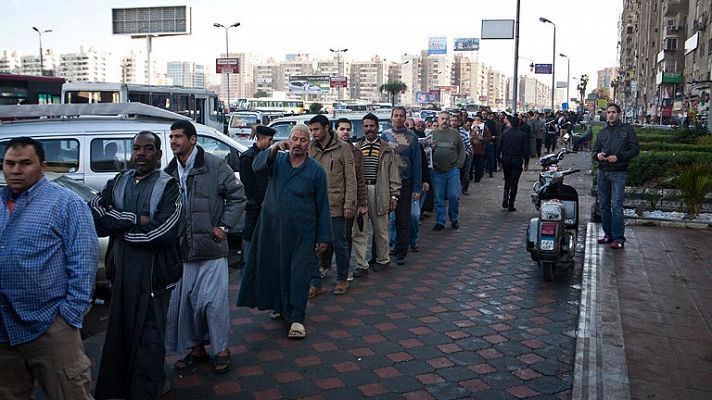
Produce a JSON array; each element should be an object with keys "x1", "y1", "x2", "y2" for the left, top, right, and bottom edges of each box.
[
  {"x1": 214, "y1": 22, "x2": 241, "y2": 112},
  {"x1": 32, "y1": 26, "x2": 52, "y2": 76},
  {"x1": 539, "y1": 17, "x2": 556, "y2": 111},
  {"x1": 559, "y1": 53, "x2": 570, "y2": 110},
  {"x1": 330, "y1": 48, "x2": 348, "y2": 100}
]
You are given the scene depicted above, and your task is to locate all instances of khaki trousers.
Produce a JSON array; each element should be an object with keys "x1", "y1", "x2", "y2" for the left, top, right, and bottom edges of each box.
[
  {"x1": 0, "y1": 316, "x2": 93, "y2": 400},
  {"x1": 352, "y1": 184, "x2": 390, "y2": 268}
]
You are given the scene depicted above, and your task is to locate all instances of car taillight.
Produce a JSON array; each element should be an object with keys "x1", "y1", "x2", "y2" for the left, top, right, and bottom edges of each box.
[{"x1": 540, "y1": 222, "x2": 557, "y2": 236}]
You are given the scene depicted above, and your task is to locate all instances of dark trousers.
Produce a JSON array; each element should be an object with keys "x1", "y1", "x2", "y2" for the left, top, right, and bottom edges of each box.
[
  {"x1": 472, "y1": 154, "x2": 485, "y2": 181},
  {"x1": 502, "y1": 160, "x2": 524, "y2": 207},
  {"x1": 535, "y1": 138, "x2": 543, "y2": 157},
  {"x1": 394, "y1": 179, "x2": 413, "y2": 260},
  {"x1": 485, "y1": 143, "x2": 496, "y2": 175},
  {"x1": 317, "y1": 216, "x2": 349, "y2": 282},
  {"x1": 460, "y1": 153, "x2": 472, "y2": 192}
]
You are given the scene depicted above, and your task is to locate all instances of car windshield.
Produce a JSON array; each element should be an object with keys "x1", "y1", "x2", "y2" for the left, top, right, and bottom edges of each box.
[{"x1": 230, "y1": 115, "x2": 259, "y2": 128}]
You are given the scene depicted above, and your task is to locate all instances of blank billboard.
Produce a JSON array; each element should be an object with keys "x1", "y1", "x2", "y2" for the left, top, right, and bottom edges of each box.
[
  {"x1": 481, "y1": 19, "x2": 515, "y2": 40},
  {"x1": 112, "y1": 6, "x2": 191, "y2": 36}
]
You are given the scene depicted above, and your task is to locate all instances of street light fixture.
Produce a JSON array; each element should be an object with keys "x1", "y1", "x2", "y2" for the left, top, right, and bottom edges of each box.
[
  {"x1": 539, "y1": 17, "x2": 556, "y2": 111},
  {"x1": 214, "y1": 22, "x2": 241, "y2": 112},
  {"x1": 32, "y1": 26, "x2": 52, "y2": 76},
  {"x1": 559, "y1": 53, "x2": 570, "y2": 110},
  {"x1": 330, "y1": 48, "x2": 348, "y2": 99}
]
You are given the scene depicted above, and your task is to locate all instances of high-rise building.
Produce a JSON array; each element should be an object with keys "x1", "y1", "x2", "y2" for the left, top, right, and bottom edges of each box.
[
  {"x1": 58, "y1": 46, "x2": 114, "y2": 82},
  {"x1": 121, "y1": 51, "x2": 162, "y2": 84},
  {"x1": 349, "y1": 56, "x2": 384, "y2": 101},
  {"x1": 0, "y1": 51, "x2": 22, "y2": 74},
  {"x1": 683, "y1": 0, "x2": 711, "y2": 130},
  {"x1": 518, "y1": 76, "x2": 551, "y2": 110},
  {"x1": 253, "y1": 62, "x2": 279, "y2": 97},
  {"x1": 597, "y1": 67, "x2": 618, "y2": 90},
  {"x1": 167, "y1": 61, "x2": 206, "y2": 88}
]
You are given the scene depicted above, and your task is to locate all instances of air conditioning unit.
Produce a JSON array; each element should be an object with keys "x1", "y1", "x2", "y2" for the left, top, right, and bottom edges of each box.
[{"x1": 696, "y1": 19, "x2": 706, "y2": 31}]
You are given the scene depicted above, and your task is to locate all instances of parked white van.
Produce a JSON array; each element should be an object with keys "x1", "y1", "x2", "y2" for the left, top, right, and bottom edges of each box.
[{"x1": 0, "y1": 103, "x2": 247, "y2": 191}]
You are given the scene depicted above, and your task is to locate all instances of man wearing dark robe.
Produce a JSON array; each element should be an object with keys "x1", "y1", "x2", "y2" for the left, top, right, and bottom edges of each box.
[
  {"x1": 237, "y1": 124, "x2": 332, "y2": 339},
  {"x1": 90, "y1": 131, "x2": 183, "y2": 400}
]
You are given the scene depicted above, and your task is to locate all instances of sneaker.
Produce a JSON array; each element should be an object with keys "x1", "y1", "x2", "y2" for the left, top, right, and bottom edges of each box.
[
  {"x1": 451, "y1": 221, "x2": 459, "y2": 229},
  {"x1": 395, "y1": 258, "x2": 406, "y2": 266},
  {"x1": 410, "y1": 245, "x2": 420, "y2": 252},
  {"x1": 597, "y1": 236, "x2": 611, "y2": 244},
  {"x1": 372, "y1": 262, "x2": 388, "y2": 272},
  {"x1": 347, "y1": 270, "x2": 354, "y2": 282},
  {"x1": 609, "y1": 241, "x2": 625, "y2": 250},
  {"x1": 333, "y1": 281, "x2": 349, "y2": 295},
  {"x1": 508, "y1": 206, "x2": 517, "y2": 212},
  {"x1": 308, "y1": 286, "x2": 324, "y2": 299},
  {"x1": 353, "y1": 267, "x2": 369, "y2": 277},
  {"x1": 433, "y1": 223, "x2": 445, "y2": 231}
]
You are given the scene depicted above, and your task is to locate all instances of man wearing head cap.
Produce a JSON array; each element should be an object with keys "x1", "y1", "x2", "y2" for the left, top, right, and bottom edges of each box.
[{"x1": 239, "y1": 125, "x2": 275, "y2": 261}]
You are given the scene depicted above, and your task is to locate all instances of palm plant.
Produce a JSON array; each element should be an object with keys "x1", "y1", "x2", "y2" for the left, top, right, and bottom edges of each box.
[
  {"x1": 379, "y1": 80, "x2": 407, "y2": 106},
  {"x1": 672, "y1": 162, "x2": 712, "y2": 217}
]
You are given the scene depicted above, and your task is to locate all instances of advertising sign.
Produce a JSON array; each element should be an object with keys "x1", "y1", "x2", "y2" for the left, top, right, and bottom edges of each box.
[
  {"x1": 416, "y1": 91, "x2": 441, "y2": 103},
  {"x1": 453, "y1": 38, "x2": 480, "y2": 51},
  {"x1": 330, "y1": 76, "x2": 348, "y2": 88},
  {"x1": 534, "y1": 64, "x2": 553, "y2": 74},
  {"x1": 288, "y1": 75, "x2": 330, "y2": 94},
  {"x1": 216, "y1": 58, "x2": 239, "y2": 74},
  {"x1": 481, "y1": 19, "x2": 515, "y2": 40},
  {"x1": 112, "y1": 6, "x2": 191, "y2": 36},
  {"x1": 556, "y1": 81, "x2": 568, "y2": 88},
  {"x1": 428, "y1": 37, "x2": 447, "y2": 55}
]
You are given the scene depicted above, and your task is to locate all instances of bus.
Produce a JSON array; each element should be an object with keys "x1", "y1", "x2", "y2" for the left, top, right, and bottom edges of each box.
[
  {"x1": 61, "y1": 82, "x2": 223, "y2": 131},
  {"x1": 236, "y1": 98, "x2": 305, "y2": 115},
  {"x1": 0, "y1": 74, "x2": 65, "y2": 105}
]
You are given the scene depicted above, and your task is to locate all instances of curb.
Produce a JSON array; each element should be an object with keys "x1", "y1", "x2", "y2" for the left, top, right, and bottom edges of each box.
[
  {"x1": 625, "y1": 216, "x2": 712, "y2": 230},
  {"x1": 572, "y1": 223, "x2": 631, "y2": 400}
]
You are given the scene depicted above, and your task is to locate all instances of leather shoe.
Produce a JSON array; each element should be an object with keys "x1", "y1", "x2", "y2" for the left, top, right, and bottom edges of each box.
[
  {"x1": 395, "y1": 258, "x2": 405, "y2": 266},
  {"x1": 353, "y1": 267, "x2": 368, "y2": 277},
  {"x1": 502, "y1": 200, "x2": 508, "y2": 208},
  {"x1": 433, "y1": 223, "x2": 445, "y2": 231},
  {"x1": 451, "y1": 221, "x2": 459, "y2": 229},
  {"x1": 308, "y1": 287, "x2": 324, "y2": 299},
  {"x1": 372, "y1": 262, "x2": 388, "y2": 272},
  {"x1": 508, "y1": 206, "x2": 517, "y2": 212}
]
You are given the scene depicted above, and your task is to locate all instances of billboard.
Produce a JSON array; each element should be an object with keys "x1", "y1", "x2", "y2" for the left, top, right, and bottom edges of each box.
[
  {"x1": 481, "y1": 19, "x2": 515, "y2": 40},
  {"x1": 428, "y1": 37, "x2": 447, "y2": 55},
  {"x1": 330, "y1": 76, "x2": 348, "y2": 88},
  {"x1": 216, "y1": 58, "x2": 239, "y2": 74},
  {"x1": 534, "y1": 64, "x2": 553, "y2": 74},
  {"x1": 288, "y1": 75, "x2": 330, "y2": 94},
  {"x1": 112, "y1": 6, "x2": 191, "y2": 36},
  {"x1": 454, "y1": 38, "x2": 480, "y2": 51},
  {"x1": 556, "y1": 81, "x2": 568, "y2": 88},
  {"x1": 416, "y1": 90, "x2": 441, "y2": 103}
]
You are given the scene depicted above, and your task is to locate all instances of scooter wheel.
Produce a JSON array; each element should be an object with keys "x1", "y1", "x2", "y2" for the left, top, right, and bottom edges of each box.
[{"x1": 541, "y1": 262, "x2": 555, "y2": 281}]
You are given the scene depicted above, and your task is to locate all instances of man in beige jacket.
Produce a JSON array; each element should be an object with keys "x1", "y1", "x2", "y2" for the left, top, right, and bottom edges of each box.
[
  {"x1": 352, "y1": 113, "x2": 401, "y2": 277},
  {"x1": 308, "y1": 115, "x2": 357, "y2": 295}
]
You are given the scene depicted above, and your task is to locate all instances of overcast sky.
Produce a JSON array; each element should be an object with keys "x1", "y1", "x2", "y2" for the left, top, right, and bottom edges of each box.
[{"x1": 5, "y1": 0, "x2": 622, "y2": 89}]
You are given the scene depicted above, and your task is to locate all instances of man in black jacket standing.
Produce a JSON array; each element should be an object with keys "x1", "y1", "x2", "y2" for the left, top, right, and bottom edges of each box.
[
  {"x1": 91, "y1": 131, "x2": 183, "y2": 399},
  {"x1": 239, "y1": 126, "x2": 275, "y2": 261},
  {"x1": 592, "y1": 103, "x2": 639, "y2": 249},
  {"x1": 497, "y1": 116, "x2": 529, "y2": 212}
]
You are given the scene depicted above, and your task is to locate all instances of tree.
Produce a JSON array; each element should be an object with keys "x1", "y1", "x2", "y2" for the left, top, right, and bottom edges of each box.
[
  {"x1": 253, "y1": 89, "x2": 269, "y2": 98},
  {"x1": 379, "y1": 80, "x2": 407, "y2": 106},
  {"x1": 308, "y1": 102, "x2": 324, "y2": 114}
]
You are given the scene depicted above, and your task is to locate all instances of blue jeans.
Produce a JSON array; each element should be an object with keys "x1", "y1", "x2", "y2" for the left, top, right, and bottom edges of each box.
[
  {"x1": 485, "y1": 143, "x2": 496, "y2": 175},
  {"x1": 432, "y1": 168, "x2": 461, "y2": 225},
  {"x1": 597, "y1": 169, "x2": 627, "y2": 242},
  {"x1": 410, "y1": 193, "x2": 423, "y2": 248}
]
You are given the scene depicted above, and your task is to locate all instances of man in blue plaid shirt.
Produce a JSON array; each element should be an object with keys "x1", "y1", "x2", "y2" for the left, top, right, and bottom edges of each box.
[{"x1": 0, "y1": 137, "x2": 98, "y2": 400}]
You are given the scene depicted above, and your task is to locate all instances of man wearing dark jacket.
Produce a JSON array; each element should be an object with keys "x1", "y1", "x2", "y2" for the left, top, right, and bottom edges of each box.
[
  {"x1": 592, "y1": 103, "x2": 639, "y2": 249},
  {"x1": 497, "y1": 116, "x2": 529, "y2": 212},
  {"x1": 165, "y1": 120, "x2": 246, "y2": 375},
  {"x1": 91, "y1": 131, "x2": 183, "y2": 399},
  {"x1": 239, "y1": 126, "x2": 275, "y2": 261}
]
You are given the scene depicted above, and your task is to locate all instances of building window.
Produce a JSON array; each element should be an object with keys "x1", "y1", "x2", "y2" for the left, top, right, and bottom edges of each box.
[{"x1": 664, "y1": 38, "x2": 677, "y2": 50}]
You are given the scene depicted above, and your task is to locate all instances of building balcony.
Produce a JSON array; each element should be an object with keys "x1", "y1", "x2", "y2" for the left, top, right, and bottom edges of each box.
[{"x1": 663, "y1": 25, "x2": 682, "y2": 37}]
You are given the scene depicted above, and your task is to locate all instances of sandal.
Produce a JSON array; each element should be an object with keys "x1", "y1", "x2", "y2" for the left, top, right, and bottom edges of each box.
[
  {"x1": 212, "y1": 351, "x2": 231, "y2": 375},
  {"x1": 175, "y1": 352, "x2": 209, "y2": 370},
  {"x1": 288, "y1": 322, "x2": 306, "y2": 339}
]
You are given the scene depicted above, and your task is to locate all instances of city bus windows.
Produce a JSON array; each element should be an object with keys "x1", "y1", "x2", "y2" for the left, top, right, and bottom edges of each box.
[
  {"x1": 65, "y1": 91, "x2": 119, "y2": 104},
  {"x1": 128, "y1": 92, "x2": 150, "y2": 105},
  {"x1": 151, "y1": 93, "x2": 170, "y2": 110},
  {"x1": 195, "y1": 98, "x2": 205, "y2": 124}
]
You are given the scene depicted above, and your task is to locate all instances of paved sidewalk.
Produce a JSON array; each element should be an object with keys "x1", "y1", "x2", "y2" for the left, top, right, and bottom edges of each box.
[
  {"x1": 75, "y1": 151, "x2": 595, "y2": 400},
  {"x1": 574, "y1": 222, "x2": 712, "y2": 400}
]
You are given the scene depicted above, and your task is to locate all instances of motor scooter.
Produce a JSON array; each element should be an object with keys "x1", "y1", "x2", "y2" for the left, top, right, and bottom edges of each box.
[{"x1": 526, "y1": 150, "x2": 580, "y2": 281}]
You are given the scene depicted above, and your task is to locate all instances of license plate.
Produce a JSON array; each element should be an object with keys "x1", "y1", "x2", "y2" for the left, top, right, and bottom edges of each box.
[{"x1": 540, "y1": 238, "x2": 555, "y2": 251}]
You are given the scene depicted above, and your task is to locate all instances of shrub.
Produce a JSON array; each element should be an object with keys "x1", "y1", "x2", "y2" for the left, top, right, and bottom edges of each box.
[
  {"x1": 639, "y1": 143, "x2": 712, "y2": 153},
  {"x1": 671, "y1": 162, "x2": 712, "y2": 217},
  {"x1": 626, "y1": 151, "x2": 712, "y2": 187}
]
